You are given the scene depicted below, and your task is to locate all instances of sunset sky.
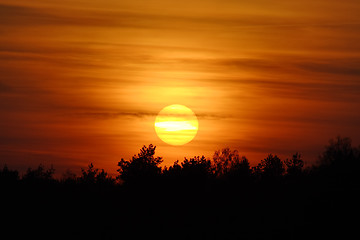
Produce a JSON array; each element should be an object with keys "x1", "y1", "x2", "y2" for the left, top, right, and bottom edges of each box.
[{"x1": 1, "y1": 0, "x2": 360, "y2": 176}]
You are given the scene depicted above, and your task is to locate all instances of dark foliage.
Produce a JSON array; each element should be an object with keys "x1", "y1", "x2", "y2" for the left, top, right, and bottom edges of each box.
[
  {"x1": 257, "y1": 153, "x2": 285, "y2": 179},
  {"x1": 22, "y1": 164, "x2": 55, "y2": 184},
  {"x1": 0, "y1": 165, "x2": 19, "y2": 183},
  {"x1": 117, "y1": 144, "x2": 163, "y2": 185},
  {"x1": 180, "y1": 156, "x2": 212, "y2": 179},
  {"x1": 285, "y1": 152, "x2": 304, "y2": 176},
  {"x1": 163, "y1": 156, "x2": 213, "y2": 184},
  {"x1": 78, "y1": 163, "x2": 115, "y2": 185},
  {"x1": 213, "y1": 148, "x2": 242, "y2": 177},
  {"x1": 319, "y1": 136, "x2": 356, "y2": 166},
  {"x1": 61, "y1": 168, "x2": 77, "y2": 184},
  {"x1": 211, "y1": 148, "x2": 252, "y2": 183},
  {"x1": 315, "y1": 136, "x2": 360, "y2": 184},
  {"x1": 1, "y1": 136, "x2": 359, "y2": 239},
  {"x1": 226, "y1": 156, "x2": 252, "y2": 181}
]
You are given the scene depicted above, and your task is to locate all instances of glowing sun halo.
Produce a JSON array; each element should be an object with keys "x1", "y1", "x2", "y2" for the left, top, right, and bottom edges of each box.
[{"x1": 155, "y1": 104, "x2": 199, "y2": 146}]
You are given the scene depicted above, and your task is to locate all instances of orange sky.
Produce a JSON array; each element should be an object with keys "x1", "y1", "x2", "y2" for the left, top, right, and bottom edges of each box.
[{"x1": 1, "y1": 0, "x2": 360, "y2": 176}]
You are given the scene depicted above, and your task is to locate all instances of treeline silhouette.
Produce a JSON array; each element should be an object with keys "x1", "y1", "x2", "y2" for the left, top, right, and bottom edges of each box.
[{"x1": 1, "y1": 136, "x2": 359, "y2": 239}]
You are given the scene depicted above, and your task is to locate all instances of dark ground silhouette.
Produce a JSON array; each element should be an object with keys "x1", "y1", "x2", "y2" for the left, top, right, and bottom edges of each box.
[{"x1": 1, "y1": 136, "x2": 359, "y2": 239}]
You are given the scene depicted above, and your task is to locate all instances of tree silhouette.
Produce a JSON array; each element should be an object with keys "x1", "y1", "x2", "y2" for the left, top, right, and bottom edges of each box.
[
  {"x1": 319, "y1": 136, "x2": 358, "y2": 167},
  {"x1": 226, "y1": 156, "x2": 252, "y2": 181},
  {"x1": 0, "y1": 165, "x2": 19, "y2": 185},
  {"x1": 257, "y1": 154, "x2": 285, "y2": 179},
  {"x1": 61, "y1": 169, "x2": 77, "y2": 184},
  {"x1": 78, "y1": 163, "x2": 114, "y2": 185},
  {"x1": 117, "y1": 144, "x2": 163, "y2": 185},
  {"x1": 285, "y1": 152, "x2": 304, "y2": 176},
  {"x1": 96, "y1": 169, "x2": 115, "y2": 185},
  {"x1": 22, "y1": 164, "x2": 55, "y2": 183},
  {"x1": 317, "y1": 136, "x2": 360, "y2": 183},
  {"x1": 181, "y1": 156, "x2": 213, "y2": 180},
  {"x1": 162, "y1": 160, "x2": 182, "y2": 180},
  {"x1": 0, "y1": 137, "x2": 358, "y2": 239},
  {"x1": 212, "y1": 148, "x2": 241, "y2": 177},
  {"x1": 79, "y1": 163, "x2": 98, "y2": 185},
  {"x1": 162, "y1": 156, "x2": 213, "y2": 187}
]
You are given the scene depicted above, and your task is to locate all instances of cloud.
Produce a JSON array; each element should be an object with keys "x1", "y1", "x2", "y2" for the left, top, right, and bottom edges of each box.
[
  {"x1": 0, "y1": 82, "x2": 13, "y2": 93},
  {"x1": 297, "y1": 59, "x2": 360, "y2": 76},
  {"x1": 0, "y1": 3, "x2": 73, "y2": 27},
  {"x1": 0, "y1": 3, "x2": 227, "y2": 29},
  {"x1": 75, "y1": 111, "x2": 156, "y2": 119},
  {"x1": 178, "y1": 54, "x2": 360, "y2": 101},
  {"x1": 2, "y1": 2, "x2": 351, "y2": 31},
  {"x1": 0, "y1": 4, "x2": 42, "y2": 25},
  {"x1": 193, "y1": 55, "x2": 360, "y2": 77},
  {"x1": 0, "y1": 3, "x2": 114, "y2": 28},
  {"x1": 73, "y1": 110, "x2": 226, "y2": 120}
]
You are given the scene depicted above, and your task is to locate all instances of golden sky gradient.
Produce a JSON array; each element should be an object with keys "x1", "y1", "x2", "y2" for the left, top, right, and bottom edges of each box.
[{"x1": 1, "y1": 0, "x2": 360, "y2": 175}]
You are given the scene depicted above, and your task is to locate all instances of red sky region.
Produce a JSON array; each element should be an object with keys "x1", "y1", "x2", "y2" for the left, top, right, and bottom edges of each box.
[{"x1": 1, "y1": 0, "x2": 360, "y2": 176}]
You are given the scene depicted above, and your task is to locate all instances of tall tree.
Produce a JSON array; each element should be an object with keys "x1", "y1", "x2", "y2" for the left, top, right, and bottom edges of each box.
[
  {"x1": 213, "y1": 148, "x2": 240, "y2": 177},
  {"x1": 117, "y1": 144, "x2": 163, "y2": 184},
  {"x1": 319, "y1": 136, "x2": 356, "y2": 166},
  {"x1": 317, "y1": 136, "x2": 360, "y2": 181},
  {"x1": 258, "y1": 154, "x2": 285, "y2": 179},
  {"x1": 285, "y1": 153, "x2": 304, "y2": 176}
]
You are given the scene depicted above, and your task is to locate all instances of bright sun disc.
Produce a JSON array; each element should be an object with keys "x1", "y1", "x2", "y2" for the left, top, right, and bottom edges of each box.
[{"x1": 155, "y1": 104, "x2": 198, "y2": 146}]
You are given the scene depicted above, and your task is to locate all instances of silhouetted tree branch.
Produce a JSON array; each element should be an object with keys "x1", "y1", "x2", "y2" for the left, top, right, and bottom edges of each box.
[
  {"x1": 257, "y1": 154, "x2": 285, "y2": 179},
  {"x1": 213, "y1": 148, "x2": 240, "y2": 177},
  {"x1": 117, "y1": 144, "x2": 163, "y2": 185},
  {"x1": 78, "y1": 163, "x2": 114, "y2": 185},
  {"x1": 285, "y1": 153, "x2": 304, "y2": 176},
  {"x1": 0, "y1": 165, "x2": 19, "y2": 184},
  {"x1": 22, "y1": 164, "x2": 55, "y2": 184}
]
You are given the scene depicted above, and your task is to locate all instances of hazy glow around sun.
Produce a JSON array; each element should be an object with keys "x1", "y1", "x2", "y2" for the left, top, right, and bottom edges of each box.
[{"x1": 155, "y1": 104, "x2": 198, "y2": 146}]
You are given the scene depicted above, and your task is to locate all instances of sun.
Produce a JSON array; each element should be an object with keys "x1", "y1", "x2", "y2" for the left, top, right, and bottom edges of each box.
[{"x1": 154, "y1": 104, "x2": 199, "y2": 146}]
